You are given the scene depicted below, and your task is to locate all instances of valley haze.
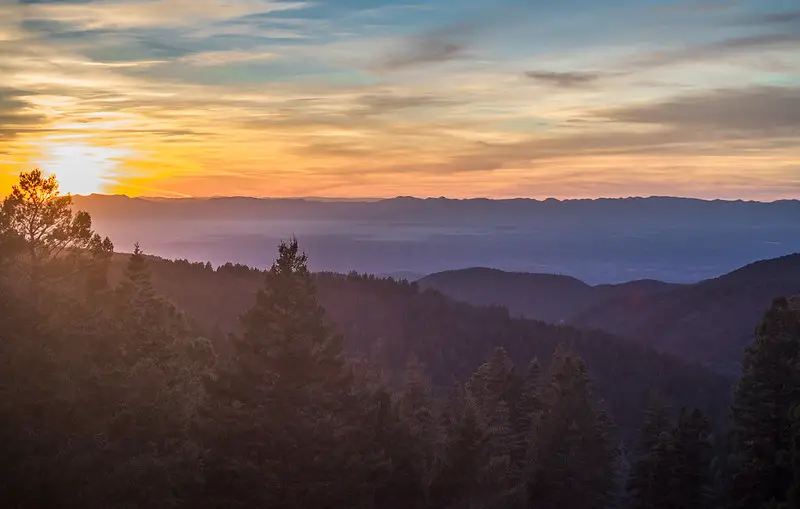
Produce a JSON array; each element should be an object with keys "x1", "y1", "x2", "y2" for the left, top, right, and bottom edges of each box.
[{"x1": 75, "y1": 194, "x2": 800, "y2": 285}]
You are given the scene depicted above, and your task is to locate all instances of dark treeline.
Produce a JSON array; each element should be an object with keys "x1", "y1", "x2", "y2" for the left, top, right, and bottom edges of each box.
[
  {"x1": 121, "y1": 255, "x2": 733, "y2": 444},
  {"x1": 1, "y1": 170, "x2": 799, "y2": 509}
]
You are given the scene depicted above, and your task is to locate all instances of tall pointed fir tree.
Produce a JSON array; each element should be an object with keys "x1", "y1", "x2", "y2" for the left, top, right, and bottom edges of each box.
[
  {"x1": 670, "y1": 408, "x2": 713, "y2": 509},
  {"x1": 790, "y1": 403, "x2": 800, "y2": 507},
  {"x1": 626, "y1": 401, "x2": 673, "y2": 509},
  {"x1": 467, "y1": 347, "x2": 516, "y2": 492},
  {"x1": 512, "y1": 358, "x2": 541, "y2": 481},
  {"x1": 198, "y1": 239, "x2": 375, "y2": 509},
  {"x1": 467, "y1": 347, "x2": 515, "y2": 417},
  {"x1": 66, "y1": 244, "x2": 213, "y2": 509},
  {"x1": 729, "y1": 296, "x2": 800, "y2": 509},
  {"x1": 432, "y1": 390, "x2": 496, "y2": 509},
  {"x1": 389, "y1": 357, "x2": 440, "y2": 509},
  {"x1": 527, "y1": 348, "x2": 616, "y2": 509}
]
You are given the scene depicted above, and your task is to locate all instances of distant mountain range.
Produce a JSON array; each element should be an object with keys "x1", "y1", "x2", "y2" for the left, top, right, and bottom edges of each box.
[
  {"x1": 74, "y1": 194, "x2": 800, "y2": 285},
  {"x1": 74, "y1": 194, "x2": 800, "y2": 222},
  {"x1": 419, "y1": 253, "x2": 800, "y2": 374}
]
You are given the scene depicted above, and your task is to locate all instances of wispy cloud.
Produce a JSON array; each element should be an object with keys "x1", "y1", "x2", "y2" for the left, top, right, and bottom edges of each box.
[
  {"x1": 524, "y1": 71, "x2": 602, "y2": 88},
  {"x1": 179, "y1": 50, "x2": 279, "y2": 67},
  {"x1": 377, "y1": 32, "x2": 470, "y2": 71},
  {"x1": 0, "y1": 87, "x2": 47, "y2": 139},
  {"x1": 600, "y1": 86, "x2": 800, "y2": 133},
  {"x1": 1, "y1": 0, "x2": 799, "y2": 199},
  {"x1": 748, "y1": 10, "x2": 800, "y2": 25},
  {"x1": 20, "y1": 0, "x2": 314, "y2": 30},
  {"x1": 629, "y1": 33, "x2": 800, "y2": 70}
]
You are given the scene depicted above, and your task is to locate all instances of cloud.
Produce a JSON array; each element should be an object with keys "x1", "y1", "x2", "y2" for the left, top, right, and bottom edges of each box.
[
  {"x1": 600, "y1": 86, "x2": 800, "y2": 133},
  {"x1": 378, "y1": 40, "x2": 467, "y2": 71},
  {"x1": 524, "y1": 71, "x2": 602, "y2": 88},
  {"x1": 629, "y1": 33, "x2": 800, "y2": 69},
  {"x1": 0, "y1": 87, "x2": 47, "y2": 139},
  {"x1": 179, "y1": 50, "x2": 279, "y2": 67},
  {"x1": 353, "y1": 93, "x2": 457, "y2": 116},
  {"x1": 19, "y1": 0, "x2": 314, "y2": 30},
  {"x1": 379, "y1": 86, "x2": 800, "y2": 176},
  {"x1": 374, "y1": 15, "x2": 488, "y2": 71},
  {"x1": 750, "y1": 10, "x2": 800, "y2": 26}
]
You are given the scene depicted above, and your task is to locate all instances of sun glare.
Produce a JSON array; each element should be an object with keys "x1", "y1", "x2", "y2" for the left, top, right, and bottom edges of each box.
[{"x1": 36, "y1": 140, "x2": 131, "y2": 195}]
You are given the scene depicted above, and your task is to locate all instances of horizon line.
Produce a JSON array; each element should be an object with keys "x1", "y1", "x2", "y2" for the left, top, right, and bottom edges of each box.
[{"x1": 72, "y1": 193, "x2": 800, "y2": 205}]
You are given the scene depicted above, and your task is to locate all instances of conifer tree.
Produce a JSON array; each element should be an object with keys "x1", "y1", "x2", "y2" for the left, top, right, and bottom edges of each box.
[
  {"x1": 1, "y1": 170, "x2": 111, "y2": 293},
  {"x1": 626, "y1": 401, "x2": 673, "y2": 509},
  {"x1": 198, "y1": 239, "x2": 374, "y2": 509},
  {"x1": 790, "y1": 403, "x2": 800, "y2": 507},
  {"x1": 432, "y1": 391, "x2": 496, "y2": 509},
  {"x1": 670, "y1": 408, "x2": 713, "y2": 509},
  {"x1": 467, "y1": 347, "x2": 517, "y2": 491},
  {"x1": 467, "y1": 346, "x2": 515, "y2": 417},
  {"x1": 396, "y1": 357, "x2": 440, "y2": 505},
  {"x1": 729, "y1": 297, "x2": 800, "y2": 509},
  {"x1": 70, "y1": 245, "x2": 212, "y2": 508},
  {"x1": 512, "y1": 358, "x2": 541, "y2": 479},
  {"x1": 527, "y1": 348, "x2": 616, "y2": 509}
]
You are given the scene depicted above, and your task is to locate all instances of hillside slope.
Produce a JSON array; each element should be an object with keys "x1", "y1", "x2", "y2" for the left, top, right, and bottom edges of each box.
[
  {"x1": 420, "y1": 254, "x2": 800, "y2": 374},
  {"x1": 419, "y1": 267, "x2": 680, "y2": 322},
  {"x1": 572, "y1": 253, "x2": 800, "y2": 373},
  {"x1": 117, "y1": 256, "x2": 734, "y2": 441}
]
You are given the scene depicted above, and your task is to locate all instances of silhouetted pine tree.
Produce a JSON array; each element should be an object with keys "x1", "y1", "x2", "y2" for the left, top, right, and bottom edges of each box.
[
  {"x1": 467, "y1": 347, "x2": 515, "y2": 416},
  {"x1": 197, "y1": 239, "x2": 375, "y2": 509},
  {"x1": 432, "y1": 391, "x2": 496, "y2": 509},
  {"x1": 527, "y1": 348, "x2": 616, "y2": 509},
  {"x1": 392, "y1": 357, "x2": 440, "y2": 507},
  {"x1": 0, "y1": 266, "x2": 65, "y2": 508},
  {"x1": 65, "y1": 246, "x2": 213, "y2": 509},
  {"x1": 670, "y1": 408, "x2": 713, "y2": 509},
  {"x1": 791, "y1": 403, "x2": 800, "y2": 507},
  {"x1": 729, "y1": 297, "x2": 800, "y2": 509},
  {"x1": 510, "y1": 358, "x2": 541, "y2": 485},
  {"x1": 626, "y1": 402, "x2": 673, "y2": 509},
  {"x1": 469, "y1": 348, "x2": 519, "y2": 489}
]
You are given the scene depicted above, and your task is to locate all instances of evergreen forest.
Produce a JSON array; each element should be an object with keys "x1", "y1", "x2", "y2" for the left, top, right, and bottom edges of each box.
[{"x1": 2, "y1": 170, "x2": 799, "y2": 509}]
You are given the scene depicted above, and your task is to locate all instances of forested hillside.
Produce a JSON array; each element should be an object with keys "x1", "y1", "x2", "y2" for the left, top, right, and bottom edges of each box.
[
  {"x1": 418, "y1": 267, "x2": 680, "y2": 322},
  {"x1": 133, "y1": 256, "x2": 732, "y2": 441},
  {"x1": 422, "y1": 256, "x2": 800, "y2": 374},
  {"x1": 573, "y1": 254, "x2": 800, "y2": 373},
  {"x1": 2, "y1": 171, "x2": 799, "y2": 509}
]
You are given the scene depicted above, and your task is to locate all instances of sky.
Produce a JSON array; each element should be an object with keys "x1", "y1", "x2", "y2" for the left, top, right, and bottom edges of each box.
[{"x1": 0, "y1": 0, "x2": 798, "y2": 199}]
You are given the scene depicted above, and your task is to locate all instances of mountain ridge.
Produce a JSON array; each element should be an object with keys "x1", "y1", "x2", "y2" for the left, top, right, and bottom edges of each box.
[
  {"x1": 74, "y1": 194, "x2": 800, "y2": 205},
  {"x1": 421, "y1": 253, "x2": 800, "y2": 373}
]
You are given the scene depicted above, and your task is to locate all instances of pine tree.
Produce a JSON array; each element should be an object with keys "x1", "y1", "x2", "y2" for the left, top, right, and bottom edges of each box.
[
  {"x1": 670, "y1": 408, "x2": 713, "y2": 509},
  {"x1": 527, "y1": 348, "x2": 616, "y2": 509},
  {"x1": 396, "y1": 358, "x2": 440, "y2": 505},
  {"x1": 467, "y1": 346, "x2": 515, "y2": 417},
  {"x1": 369, "y1": 358, "x2": 441, "y2": 509},
  {"x1": 790, "y1": 403, "x2": 800, "y2": 507},
  {"x1": 512, "y1": 358, "x2": 541, "y2": 481},
  {"x1": 627, "y1": 401, "x2": 673, "y2": 509},
  {"x1": 1, "y1": 170, "x2": 111, "y2": 296},
  {"x1": 729, "y1": 296, "x2": 800, "y2": 509},
  {"x1": 198, "y1": 239, "x2": 374, "y2": 509},
  {"x1": 467, "y1": 347, "x2": 517, "y2": 491},
  {"x1": 432, "y1": 391, "x2": 496, "y2": 509},
  {"x1": 70, "y1": 245, "x2": 212, "y2": 508}
]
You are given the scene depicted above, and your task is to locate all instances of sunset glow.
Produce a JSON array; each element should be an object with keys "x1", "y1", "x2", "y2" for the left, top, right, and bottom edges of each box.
[{"x1": 1, "y1": 0, "x2": 798, "y2": 199}]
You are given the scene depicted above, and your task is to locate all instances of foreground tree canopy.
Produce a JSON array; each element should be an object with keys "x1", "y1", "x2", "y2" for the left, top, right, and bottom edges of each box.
[{"x1": 1, "y1": 170, "x2": 798, "y2": 509}]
